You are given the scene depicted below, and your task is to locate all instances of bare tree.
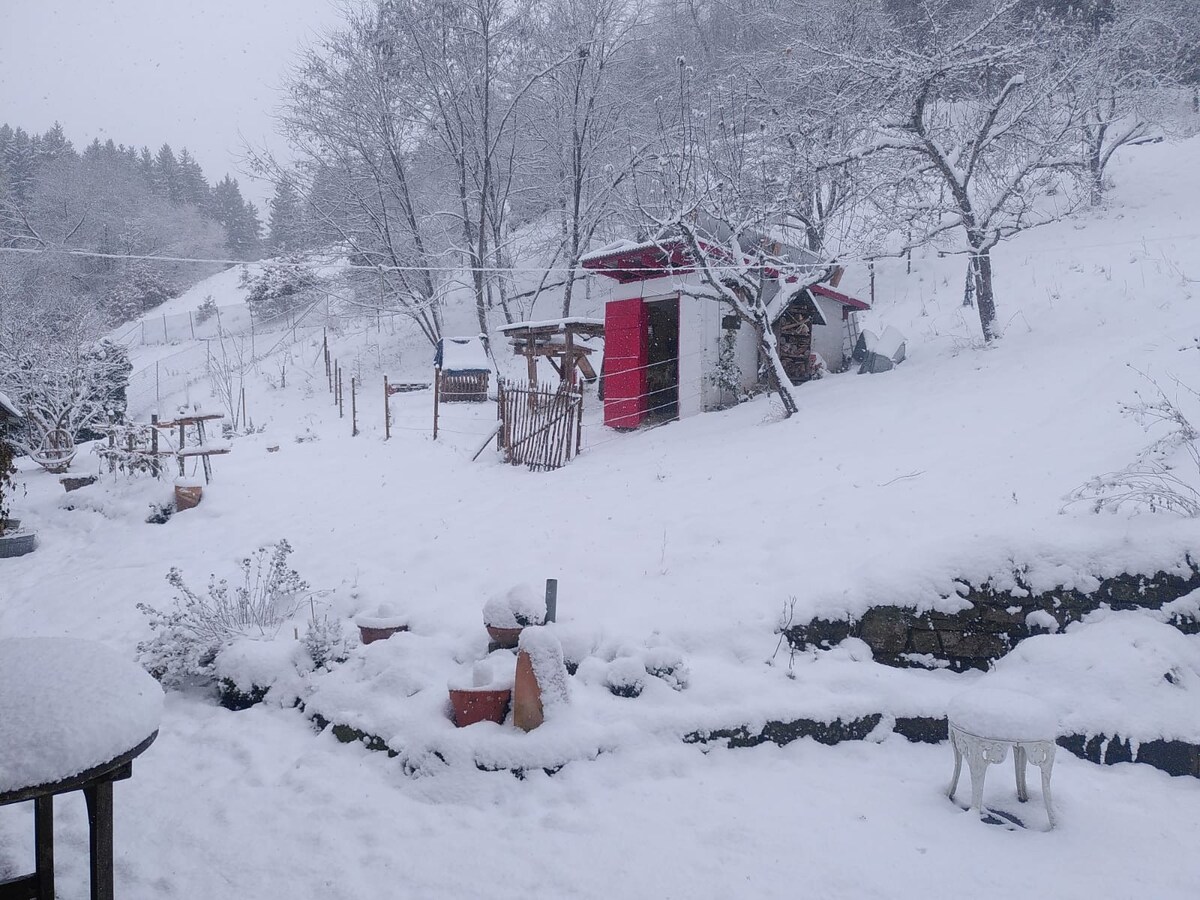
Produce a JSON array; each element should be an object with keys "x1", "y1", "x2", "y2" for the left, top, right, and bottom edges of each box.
[{"x1": 809, "y1": 0, "x2": 1087, "y2": 342}]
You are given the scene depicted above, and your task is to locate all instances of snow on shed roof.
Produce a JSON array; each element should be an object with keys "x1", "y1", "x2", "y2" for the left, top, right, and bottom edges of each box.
[
  {"x1": 0, "y1": 390, "x2": 22, "y2": 420},
  {"x1": 436, "y1": 336, "x2": 492, "y2": 372}
]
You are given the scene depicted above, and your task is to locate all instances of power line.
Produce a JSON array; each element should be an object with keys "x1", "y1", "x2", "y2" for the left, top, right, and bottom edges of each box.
[{"x1": 2, "y1": 230, "x2": 1197, "y2": 275}]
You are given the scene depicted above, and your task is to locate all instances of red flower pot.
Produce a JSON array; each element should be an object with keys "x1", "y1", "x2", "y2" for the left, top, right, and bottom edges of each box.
[
  {"x1": 448, "y1": 687, "x2": 512, "y2": 727},
  {"x1": 358, "y1": 623, "x2": 409, "y2": 645},
  {"x1": 485, "y1": 625, "x2": 523, "y2": 648}
]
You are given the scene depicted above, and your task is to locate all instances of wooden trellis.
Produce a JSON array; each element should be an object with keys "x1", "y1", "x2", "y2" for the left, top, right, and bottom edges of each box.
[{"x1": 496, "y1": 380, "x2": 583, "y2": 471}]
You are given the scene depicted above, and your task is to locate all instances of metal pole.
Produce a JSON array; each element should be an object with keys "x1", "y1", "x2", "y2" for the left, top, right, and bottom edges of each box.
[
  {"x1": 432, "y1": 367, "x2": 440, "y2": 440},
  {"x1": 544, "y1": 578, "x2": 558, "y2": 623}
]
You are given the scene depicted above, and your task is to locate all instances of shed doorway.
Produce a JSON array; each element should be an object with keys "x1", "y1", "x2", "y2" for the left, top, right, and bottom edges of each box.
[{"x1": 644, "y1": 296, "x2": 679, "y2": 422}]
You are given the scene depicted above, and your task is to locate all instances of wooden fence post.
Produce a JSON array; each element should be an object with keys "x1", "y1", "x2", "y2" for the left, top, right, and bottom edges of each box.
[
  {"x1": 337, "y1": 367, "x2": 344, "y2": 419},
  {"x1": 351, "y1": 377, "x2": 358, "y2": 436},
  {"x1": 150, "y1": 414, "x2": 160, "y2": 478},
  {"x1": 432, "y1": 368, "x2": 441, "y2": 440},
  {"x1": 188, "y1": 311, "x2": 196, "y2": 340},
  {"x1": 384, "y1": 375, "x2": 391, "y2": 441}
]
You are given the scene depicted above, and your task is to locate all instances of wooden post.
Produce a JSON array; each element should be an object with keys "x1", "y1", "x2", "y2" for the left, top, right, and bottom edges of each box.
[
  {"x1": 337, "y1": 367, "x2": 344, "y2": 418},
  {"x1": 240, "y1": 387, "x2": 247, "y2": 429},
  {"x1": 869, "y1": 259, "x2": 876, "y2": 308},
  {"x1": 575, "y1": 390, "x2": 583, "y2": 457},
  {"x1": 155, "y1": 362, "x2": 160, "y2": 407},
  {"x1": 178, "y1": 421, "x2": 186, "y2": 477},
  {"x1": 384, "y1": 375, "x2": 391, "y2": 440},
  {"x1": 323, "y1": 329, "x2": 330, "y2": 378},
  {"x1": 432, "y1": 367, "x2": 441, "y2": 440},
  {"x1": 544, "y1": 578, "x2": 558, "y2": 623},
  {"x1": 162, "y1": 313, "x2": 169, "y2": 342},
  {"x1": 150, "y1": 414, "x2": 160, "y2": 478},
  {"x1": 188, "y1": 311, "x2": 196, "y2": 340},
  {"x1": 564, "y1": 329, "x2": 575, "y2": 389},
  {"x1": 351, "y1": 377, "x2": 358, "y2": 436}
]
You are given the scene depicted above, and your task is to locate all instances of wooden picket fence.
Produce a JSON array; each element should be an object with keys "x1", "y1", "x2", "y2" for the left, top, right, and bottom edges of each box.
[{"x1": 497, "y1": 380, "x2": 583, "y2": 471}]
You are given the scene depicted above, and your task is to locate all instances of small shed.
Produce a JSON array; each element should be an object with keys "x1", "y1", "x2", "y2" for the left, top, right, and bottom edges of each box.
[
  {"x1": 435, "y1": 336, "x2": 492, "y2": 402},
  {"x1": 581, "y1": 236, "x2": 869, "y2": 429}
]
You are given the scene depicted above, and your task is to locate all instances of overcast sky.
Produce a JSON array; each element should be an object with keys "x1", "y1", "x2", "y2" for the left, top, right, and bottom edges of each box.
[{"x1": 0, "y1": 0, "x2": 346, "y2": 206}]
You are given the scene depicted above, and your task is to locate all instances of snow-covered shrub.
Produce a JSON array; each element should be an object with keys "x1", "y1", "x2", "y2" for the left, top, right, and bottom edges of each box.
[
  {"x1": 93, "y1": 422, "x2": 163, "y2": 478},
  {"x1": 482, "y1": 583, "x2": 546, "y2": 629},
  {"x1": 643, "y1": 647, "x2": 689, "y2": 691},
  {"x1": 136, "y1": 539, "x2": 311, "y2": 687},
  {"x1": 605, "y1": 657, "x2": 647, "y2": 698},
  {"x1": 195, "y1": 294, "x2": 218, "y2": 324},
  {"x1": 241, "y1": 258, "x2": 318, "y2": 323},
  {"x1": 1066, "y1": 374, "x2": 1200, "y2": 517},
  {"x1": 213, "y1": 636, "x2": 309, "y2": 710},
  {"x1": 0, "y1": 430, "x2": 15, "y2": 533},
  {"x1": 304, "y1": 615, "x2": 352, "y2": 670}
]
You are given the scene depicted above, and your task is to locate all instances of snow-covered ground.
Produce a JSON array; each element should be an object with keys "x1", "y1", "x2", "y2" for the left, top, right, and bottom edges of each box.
[{"x1": 2, "y1": 138, "x2": 1200, "y2": 897}]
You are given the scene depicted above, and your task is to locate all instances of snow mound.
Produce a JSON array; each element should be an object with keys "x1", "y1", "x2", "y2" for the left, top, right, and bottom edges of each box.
[
  {"x1": 0, "y1": 638, "x2": 163, "y2": 793},
  {"x1": 986, "y1": 612, "x2": 1200, "y2": 744},
  {"x1": 482, "y1": 584, "x2": 545, "y2": 628}
]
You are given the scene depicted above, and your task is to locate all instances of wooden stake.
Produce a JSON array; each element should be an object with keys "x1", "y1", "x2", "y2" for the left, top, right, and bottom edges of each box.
[
  {"x1": 337, "y1": 367, "x2": 344, "y2": 418},
  {"x1": 351, "y1": 377, "x2": 358, "y2": 436},
  {"x1": 432, "y1": 368, "x2": 441, "y2": 440},
  {"x1": 384, "y1": 375, "x2": 391, "y2": 441}
]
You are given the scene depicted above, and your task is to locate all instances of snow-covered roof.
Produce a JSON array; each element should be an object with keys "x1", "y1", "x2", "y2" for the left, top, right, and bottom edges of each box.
[
  {"x1": 0, "y1": 389, "x2": 22, "y2": 420},
  {"x1": 436, "y1": 336, "x2": 491, "y2": 372},
  {"x1": 498, "y1": 317, "x2": 605, "y2": 333}
]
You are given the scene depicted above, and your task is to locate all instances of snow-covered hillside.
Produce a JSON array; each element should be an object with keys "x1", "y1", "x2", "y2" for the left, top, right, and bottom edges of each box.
[{"x1": 2, "y1": 138, "x2": 1199, "y2": 898}]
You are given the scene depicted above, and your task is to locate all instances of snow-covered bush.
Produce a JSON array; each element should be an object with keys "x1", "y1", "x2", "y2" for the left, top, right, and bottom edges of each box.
[
  {"x1": 1066, "y1": 374, "x2": 1200, "y2": 517},
  {"x1": 241, "y1": 259, "x2": 318, "y2": 323},
  {"x1": 195, "y1": 294, "x2": 218, "y2": 324},
  {"x1": 0, "y1": 430, "x2": 16, "y2": 533},
  {"x1": 137, "y1": 539, "x2": 311, "y2": 687},
  {"x1": 605, "y1": 657, "x2": 647, "y2": 698},
  {"x1": 482, "y1": 583, "x2": 546, "y2": 628},
  {"x1": 93, "y1": 422, "x2": 163, "y2": 478},
  {"x1": 304, "y1": 615, "x2": 352, "y2": 670},
  {"x1": 644, "y1": 647, "x2": 689, "y2": 691}
]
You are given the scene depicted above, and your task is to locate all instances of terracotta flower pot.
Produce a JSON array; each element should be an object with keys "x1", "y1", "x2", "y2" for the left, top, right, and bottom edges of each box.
[
  {"x1": 358, "y1": 623, "x2": 409, "y2": 645},
  {"x1": 174, "y1": 484, "x2": 203, "y2": 510},
  {"x1": 485, "y1": 624, "x2": 523, "y2": 649},
  {"x1": 448, "y1": 687, "x2": 512, "y2": 727}
]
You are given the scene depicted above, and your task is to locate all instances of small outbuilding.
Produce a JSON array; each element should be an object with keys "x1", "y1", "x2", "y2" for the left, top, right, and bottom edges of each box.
[
  {"x1": 434, "y1": 336, "x2": 492, "y2": 402},
  {"x1": 581, "y1": 236, "x2": 869, "y2": 429}
]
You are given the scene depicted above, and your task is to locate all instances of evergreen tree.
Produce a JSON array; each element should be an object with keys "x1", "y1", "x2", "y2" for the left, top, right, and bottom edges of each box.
[
  {"x1": 267, "y1": 179, "x2": 304, "y2": 254},
  {"x1": 3, "y1": 128, "x2": 37, "y2": 203},
  {"x1": 138, "y1": 146, "x2": 155, "y2": 185},
  {"x1": 176, "y1": 148, "x2": 210, "y2": 207},
  {"x1": 37, "y1": 122, "x2": 75, "y2": 163},
  {"x1": 211, "y1": 175, "x2": 262, "y2": 260},
  {"x1": 153, "y1": 144, "x2": 180, "y2": 202}
]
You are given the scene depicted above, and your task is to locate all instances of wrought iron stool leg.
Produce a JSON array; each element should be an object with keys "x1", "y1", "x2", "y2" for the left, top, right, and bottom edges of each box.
[
  {"x1": 34, "y1": 794, "x2": 55, "y2": 900},
  {"x1": 1014, "y1": 745, "x2": 1029, "y2": 803},
  {"x1": 83, "y1": 781, "x2": 114, "y2": 900},
  {"x1": 947, "y1": 739, "x2": 963, "y2": 801}
]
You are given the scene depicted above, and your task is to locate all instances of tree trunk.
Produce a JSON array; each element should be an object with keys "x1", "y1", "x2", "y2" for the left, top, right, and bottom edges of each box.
[
  {"x1": 972, "y1": 248, "x2": 998, "y2": 343},
  {"x1": 756, "y1": 319, "x2": 798, "y2": 417}
]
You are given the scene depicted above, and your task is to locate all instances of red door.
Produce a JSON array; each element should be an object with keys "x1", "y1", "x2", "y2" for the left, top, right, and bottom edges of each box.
[{"x1": 603, "y1": 298, "x2": 648, "y2": 428}]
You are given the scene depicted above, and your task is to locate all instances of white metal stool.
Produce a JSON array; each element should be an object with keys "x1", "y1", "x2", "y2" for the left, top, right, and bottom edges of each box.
[{"x1": 946, "y1": 687, "x2": 1060, "y2": 829}]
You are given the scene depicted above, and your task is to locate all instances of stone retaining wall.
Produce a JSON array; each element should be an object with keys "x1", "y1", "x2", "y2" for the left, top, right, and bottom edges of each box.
[{"x1": 785, "y1": 565, "x2": 1200, "y2": 671}]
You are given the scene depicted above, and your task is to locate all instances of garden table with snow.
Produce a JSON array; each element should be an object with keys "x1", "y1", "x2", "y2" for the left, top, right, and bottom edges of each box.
[
  {"x1": 0, "y1": 638, "x2": 163, "y2": 900},
  {"x1": 946, "y1": 688, "x2": 1060, "y2": 829}
]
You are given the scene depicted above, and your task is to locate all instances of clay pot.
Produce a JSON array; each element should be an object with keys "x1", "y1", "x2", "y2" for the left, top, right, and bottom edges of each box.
[
  {"x1": 358, "y1": 623, "x2": 409, "y2": 645},
  {"x1": 174, "y1": 484, "x2": 203, "y2": 511},
  {"x1": 485, "y1": 624, "x2": 523, "y2": 648},
  {"x1": 448, "y1": 687, "x2": 512, "y2": 727}
]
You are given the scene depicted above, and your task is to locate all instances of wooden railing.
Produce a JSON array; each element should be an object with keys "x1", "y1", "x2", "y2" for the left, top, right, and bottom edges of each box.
[{"x1": 497, "y1": 380, "x2": 583, "y2": 471}]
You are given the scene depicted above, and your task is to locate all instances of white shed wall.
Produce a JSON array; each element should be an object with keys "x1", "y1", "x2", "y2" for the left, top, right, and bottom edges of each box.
[{"x1": 812, "y1": 296, "x2": 847, "y2": 370}]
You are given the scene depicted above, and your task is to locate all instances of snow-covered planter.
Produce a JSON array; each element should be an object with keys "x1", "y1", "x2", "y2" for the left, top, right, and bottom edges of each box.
[
  {"x1": 448, "y1": 661, "x2": 513, "y2": 727},
  {"x1": 0, "y1": 526, "x2": 36, "y2": 559},
  {"x1": 174, "y1": 476, "x2": 204, "y2": 511},
  {"x1": 482, "y1": 584, "x2": 545, "y2": 648},
  {"x1": 354, "y1": 606, "x2": 409, "y2": 645}
]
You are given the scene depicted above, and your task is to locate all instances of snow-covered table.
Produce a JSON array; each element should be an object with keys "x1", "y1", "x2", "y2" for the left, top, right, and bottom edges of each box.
[
  {"x1": 0, "y1": 638, "x2": 163, "y2": 899},
  {"x1": 946, "y1": 688, "x2": 1060, "y2": 829}
]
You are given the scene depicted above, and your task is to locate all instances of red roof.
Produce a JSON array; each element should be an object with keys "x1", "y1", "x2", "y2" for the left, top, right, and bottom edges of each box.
[{"x1": 583, "y1": 240, "x2": 870, "y2": 310}]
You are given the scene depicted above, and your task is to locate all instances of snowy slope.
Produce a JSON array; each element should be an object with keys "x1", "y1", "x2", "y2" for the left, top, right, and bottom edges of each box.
[{"x1": 2, "y1": 138, "x2": 1199, "y2": 898}]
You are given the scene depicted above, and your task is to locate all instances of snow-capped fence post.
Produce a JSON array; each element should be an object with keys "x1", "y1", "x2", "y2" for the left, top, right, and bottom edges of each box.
[
  {"x1": 432, "y1": 367, "x2": 441, "y2": 440},
  {"x1": 544, "y1": 579, "x2": 557, "y2": 623},
  {"x1": 351, "y1": 377, "x2": 358, "y2": 437}
]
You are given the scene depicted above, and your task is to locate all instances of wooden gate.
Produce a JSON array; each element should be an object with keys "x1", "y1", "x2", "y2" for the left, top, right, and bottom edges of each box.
[{"x1": 497, "y1": 380, "x2": 583, "y2": 471}]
